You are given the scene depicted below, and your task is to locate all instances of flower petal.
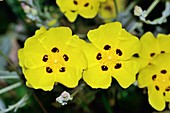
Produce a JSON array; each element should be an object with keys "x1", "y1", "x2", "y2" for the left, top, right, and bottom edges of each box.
[
  {"x1": 150, "y1": 53, "x2": 170, "y2": 71},
  {"x1": 24, "y1": 66, "x2": 55, "y2": 91},
  {"x1": 157, "y1": 34, "x2": 170, "y2": 54},
  {"x1": 116, "y1": 29, "x2": 141, "y2": 60},
  {"x1": 55, "y1": 66, "x2": 83, "y2": 88},
  {"x1": 39, "y1": 27, "x2": 73, "y2": 51},
  {"x1": 64, "y1": 10, "x2": 78, "y2": 22},
  {"x1": 87, "y1": 22, "x2": 122, "y2": 51},
  {"x1": 139, "y1": 32, "x2": 159, "y2": 59},
  {"x1": 148, "y1": 84, "x2": 165, "y2": 111},
  {"x1": 112, "y1": 59, "x2": 139, "y2": 88},
  {"x1": 22, "y1": 36, "x2": 47, "y2": 69},
  {"x1": 164, "y1": 91, "x2": 170, "y2": 102},
  {"x1": 81, "y1": 42, "x2": 112, "y2": 88},
  {"x1": 83, "y1": 65, "x2": 112, "y2": 89},
  {"x1": 138, "y1": 65, "x2": 159, "y2": 88},
  {"x1": 18, "y1": 49, "x2": 24, "y2": 67},
  {"x1": 35, "y1": 26, "x2": 47, "y2": 35},
  {"x1": 79, "y1": 0, "x2": 100, "y2": 18}
]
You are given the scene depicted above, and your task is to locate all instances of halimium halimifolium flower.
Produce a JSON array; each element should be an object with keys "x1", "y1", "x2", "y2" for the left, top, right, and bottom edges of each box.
[
  {"x1": 82, "y1": 22, "x2": 141, "y2": 89},
  {"x1": 98, "y1": 0, "x2": 125, "y2": 22},
  {"x1": 137, "y1": 32, "x2": 170, "y2": 111},
  {"x1": 56, "y1": 0, "x2": 106, "y2": 22},
  {"x1": 18, "y1": 26, "x2": 87, "y2": 91},
  {"x1": 137, "y1": 32, "x2": 170, "y2": 69}
]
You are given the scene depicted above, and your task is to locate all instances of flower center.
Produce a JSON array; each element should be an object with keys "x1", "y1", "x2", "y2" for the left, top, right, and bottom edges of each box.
[
  {"x1": 152, "y1": 69, "x2": 170, "y2": 93},
  {"x1": 42, "y1": 47, "x2": 69, "y2": 73},
  {"x1": 96, "y1": 44, "x2": 123, "y2": 71}
]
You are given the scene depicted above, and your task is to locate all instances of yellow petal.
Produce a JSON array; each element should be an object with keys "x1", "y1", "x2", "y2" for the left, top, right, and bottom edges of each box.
[
  {"x1": 164, "y1": 91, "x2": 170, "y2": 102},
  {"x1": 99, "y1": 0, "x2": 107, "y2": 2},
  {"x1": 138, "y1": 65, "x2": 159, "y2": 88},
  {"x1": 56, "y1": 0, "x2": 78, "y2": 22},
  {"x1": 150, "y1": 53, "x2": 170, "y2": 70},
  {"x1": 134, "y1": 57, "x2": 150, "y2": 70},
  {"x1": 87, "y1": 22, "x2": 122, "y2": 51},
  {"x1": 98, "y1": 0, "x2": 116, "y2": 20},
  {"x1": 64, "y1": 47, "x2": 87, "y2": 69},
  {"x1": 18, "y1": 49, "x2": 24, "y2": 67},
  {"x1": 148, "y1": 85, "x2": 165, "y2": 111},
  {"x1": 83, "y1": 65, "x2": 112, "y2": 89},
  {"x1": 157, "y1": 34, "x2": 170, "y2": 54},
  {"x1": 81, "y1": 42, "x2": 112, "y2": 88},
  {"x1": 24, "y1": 66, "x2": 55, "y2": 91},
  {"x1": 112, "y1": 59, "x2": 139, "y2": 88},
  {"x1": 39, "y1": 27, "x2": 72, "y2": 51},
  {"x1": 116, "y1": 29, "x2": 141, "y2": 60},
  {"x1": 55, "y1": 66, "x2": 83, "y2": 88},
  {"x1": 139, "y1": 32, "x2": 159, "y2": 59},
  {"x1": 22, "y1": 36, "x2": 47, "y2": 69},
  {"x1": 64, "y1": 10, "x2": 78, "y2": 22},
  {"x1": 78, "y1": 0, "x2": 100, "y2": 18},
  {"x1": 80, "y1": 42, "x2": 99, "y2": 67},
  {"x1": 35, "y1": 26, "x2": 47, "y2": 35}
]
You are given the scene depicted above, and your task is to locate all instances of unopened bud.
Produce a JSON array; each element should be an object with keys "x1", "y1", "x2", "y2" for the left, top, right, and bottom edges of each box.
[{"x1": 134, "y1": 5, "x2": 143, "y2": 16}]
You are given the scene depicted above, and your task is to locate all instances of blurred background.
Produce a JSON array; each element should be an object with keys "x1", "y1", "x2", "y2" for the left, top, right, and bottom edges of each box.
[{"x1": 0, "y1": 0, "x2": 170, "y2": 113}]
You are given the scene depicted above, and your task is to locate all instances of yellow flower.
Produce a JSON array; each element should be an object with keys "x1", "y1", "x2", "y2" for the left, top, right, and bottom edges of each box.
[
  {"x1": 56, "y1": 0, "x2": 106, "y2": 22},
  {"x1": 82, "y1": 22, "x2": 141, "y2": 89},
  {"x1": 98, "y1": 0, "x2": 125, "y2": 22},
  {"x1": 18, "y1": 26, "x2": 87, "y2": 91},
  {"x1": 138, "y1": 53, "x2": 170, "y2": 111},
  {"x1": 138, "y1": 32, "x2": 170, "y2": 69}
]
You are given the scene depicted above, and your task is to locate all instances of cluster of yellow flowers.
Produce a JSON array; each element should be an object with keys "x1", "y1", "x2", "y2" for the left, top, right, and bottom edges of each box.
[
  {"x1": 18, "y1": 0, "x2": 170, "y2": 111},
  {"x1": 56, "y1": 0, "x2": 124, "y2": 22},
  {"x1": 18, "y1": 21, "x2": 170, "y2": 111}
]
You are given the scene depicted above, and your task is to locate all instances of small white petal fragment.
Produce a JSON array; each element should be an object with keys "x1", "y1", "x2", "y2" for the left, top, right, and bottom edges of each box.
[
  {"x1": 56, "y1": 91, "x2": 73, "y2": 105},
  {"x1": 134, "y1": 5, "x2": 143, "y2": 16}
]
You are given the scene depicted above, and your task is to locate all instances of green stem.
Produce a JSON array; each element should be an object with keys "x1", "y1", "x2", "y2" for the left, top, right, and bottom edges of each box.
[
  {"x1": 129, "y1": 0, "x2": 160, "y2": 33},
  {"x1": 71, "y1": 83, "x2": 85, "y2": 98},
  {"x1": 101, "y1": 93, "x2": 113, "y2": 113},
  {"x1": 113, "y1": 0, "x2": 118, "y2": 16},
  {"x1": 0, "y1": 50, "x2": 13, "y2": 66},
  {"x1": 0, "y1": 75, "x2": 19, "y2": 79},
  {"x1": 126, "y1": 1, "x2": 137, "y2": 13},
  {"x1": 33, "y1": 93, "x2": 48, "y2": 113},
  {"x1": 144, "y1": 0, "x2": 160, "y2": 17},
  {"x1": 0, "y1": 82, "x2": 22, "y2": 95},
  {"x1": 0, "y1": 50, "x2": 21, "y2": 76}
]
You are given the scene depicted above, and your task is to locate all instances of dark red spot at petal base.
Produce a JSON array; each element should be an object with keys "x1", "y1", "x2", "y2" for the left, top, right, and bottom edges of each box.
[
  {"x1": 104, "y1": 6, "x2": 112, "y2": 11},
  {"x1": 161, "y1": 70, "x2": 167, "y2": 74},
  {"x1": 59, "y1": 67, "x2": 66, "y2": 72},
  {"x1": 152, "y1": 74, "x2": 157, "y2": 81},
  {"x1": 46, "y1": 67, "x2": 53, "y2": 73},
  {"x1": 116, "y1": 49, "x2": 122, "y2": 56},
  {"x1": 104, "y1": 45, "x2": 111, "y2": 50},
  {"x1": 150, "y1": 53, "x2": 155, "y2": 57},
  {"x1": 155, "y1": 85, "x2": 160, "y2": 91},
  {"x1": 73, "y1": 0, "x2": 78, "y2": 5},
  {"x1": 96, "y1": 53, "x2": 102, "y2": 60},
  {"x1": 42, "y1": 55, "x2": 48, "y2": 62},
  {"x1": 165, "y1": 86, "x2": 170, "y2": 92},
  {"x1": 84, "y1": 3, "x2": 89, "y2": 7},
  {"x1": 101, "y1": 65, "x2": 108, "y2": 71},
  {"x1": 114, "y1": 63, "x2": 122, "y2": 69},
  {"x1": 51, "y1": 47, "x2": 59, "y2": 53},
  {"x1": 161, "y1": 51, "x2": 165, "y2": 54},
  {"x1": 63, "y1": 54, "x2": 69, "y2": 61},
  {"x1": 71, "y1": 10, "x2": 76, "y2": 13}
]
